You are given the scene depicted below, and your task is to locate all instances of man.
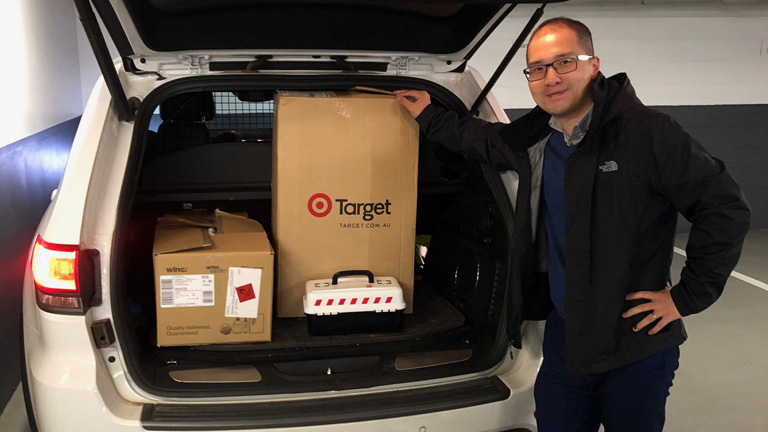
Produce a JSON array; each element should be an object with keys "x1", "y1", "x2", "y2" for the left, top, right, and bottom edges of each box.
[{"x1": 395, "y1": 17, "x2": 750, "y2": 432}]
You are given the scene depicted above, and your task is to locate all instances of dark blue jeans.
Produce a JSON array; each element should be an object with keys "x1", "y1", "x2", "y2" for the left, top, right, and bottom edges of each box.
[{"x1": 534, "y1": 311, "x2": 679, "y2": 432}]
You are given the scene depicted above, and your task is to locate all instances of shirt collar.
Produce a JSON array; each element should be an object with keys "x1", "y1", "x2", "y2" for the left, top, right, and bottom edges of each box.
[{"x1": 548, "y1": 104, "x2": 594, "y2": 147}]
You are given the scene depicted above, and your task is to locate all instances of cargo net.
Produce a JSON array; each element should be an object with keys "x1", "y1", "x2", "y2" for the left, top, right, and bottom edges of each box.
[
  {"x1": 148, "y1": 91, "x2": 274, "y2": 160},
  {"x1": 209, "y1": 92, "x2": 274, "y2": 133},
  {"x1": 142, "y1": 91, "x2": 273, "y2": 162}
]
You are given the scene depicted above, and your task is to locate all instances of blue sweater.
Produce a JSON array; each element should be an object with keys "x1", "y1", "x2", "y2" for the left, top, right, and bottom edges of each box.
[{"x1": 541, "y1": 130, "x2": 577, "y2": 317}]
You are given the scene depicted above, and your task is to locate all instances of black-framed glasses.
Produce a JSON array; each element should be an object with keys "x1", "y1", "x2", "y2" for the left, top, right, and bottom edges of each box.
[{"x1": 523, "y1": 55, "x2": 594, "y2": 82}]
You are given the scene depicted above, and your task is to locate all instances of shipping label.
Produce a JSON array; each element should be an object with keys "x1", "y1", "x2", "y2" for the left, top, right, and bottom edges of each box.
[
  {"x1": 226, "y1": 267, "x2": 262, "y2": 318},
  {"x1": 159, "y1": 275, "x2": 214, "y2": 308}
]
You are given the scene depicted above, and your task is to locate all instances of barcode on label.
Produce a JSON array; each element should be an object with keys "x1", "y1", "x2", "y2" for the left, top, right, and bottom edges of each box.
[
  {"x1": 161, "y1": 277, "x2": 174, "y2": 307},
  {"x1": 203, "y1": 291, "x2": 214, "y2": 304}
]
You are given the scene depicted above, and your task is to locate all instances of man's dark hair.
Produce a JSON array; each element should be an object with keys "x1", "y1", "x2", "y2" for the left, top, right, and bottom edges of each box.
[{"x1": 528, "y1": 17, "x2": 594, "y2": 57}]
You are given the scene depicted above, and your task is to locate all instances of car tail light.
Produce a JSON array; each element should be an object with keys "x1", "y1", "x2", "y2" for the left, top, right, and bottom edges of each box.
[{"x1": 31, "y1": 236, "x2": 97, "y2": 314}]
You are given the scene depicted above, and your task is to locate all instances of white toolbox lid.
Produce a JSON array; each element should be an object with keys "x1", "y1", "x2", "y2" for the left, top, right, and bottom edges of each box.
[{"x1": 304, "y1": 273, "x2": 405, "y2": 316}]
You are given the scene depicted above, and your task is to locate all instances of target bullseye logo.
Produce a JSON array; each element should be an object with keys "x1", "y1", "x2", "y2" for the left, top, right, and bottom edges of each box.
[{"x1": 308, "y1": 193, "x2": 332, "y2": 217}]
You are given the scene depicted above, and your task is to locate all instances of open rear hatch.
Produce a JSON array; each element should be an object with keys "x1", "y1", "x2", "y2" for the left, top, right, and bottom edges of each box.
[
  {"x1": 76, "y1": 0, "x2": 566, "y2": 399},
  {"x1": 115, "y1": 78, "x2": 515, "y2": 397},
  {"x1": 79, "y1": 0, "x2": 565, "y2": 120},
  {"x1": 94, "y1": 0, "x2": 556, "y2": 60}
]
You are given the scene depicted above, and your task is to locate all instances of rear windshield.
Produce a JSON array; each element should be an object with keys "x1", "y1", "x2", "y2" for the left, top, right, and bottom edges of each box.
[{"x1": 110, "y1": 0, "x2": 506, "y2": 54}]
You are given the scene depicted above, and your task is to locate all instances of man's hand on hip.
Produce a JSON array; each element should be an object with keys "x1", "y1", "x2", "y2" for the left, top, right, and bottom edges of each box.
[
  {"x1": 623, "y1": 282, "x2": 683, "y2": 335},
  {"x1": 394, "y1": 90, "x2": 430, "y2": 118}
]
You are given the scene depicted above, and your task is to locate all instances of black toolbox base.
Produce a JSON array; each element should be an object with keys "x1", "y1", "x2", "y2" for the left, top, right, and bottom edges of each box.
[{"x1": 306, "y1": 310, "x2": 404, "y2": 336}]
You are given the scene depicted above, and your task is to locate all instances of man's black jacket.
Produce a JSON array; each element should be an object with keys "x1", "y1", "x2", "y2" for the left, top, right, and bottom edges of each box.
[{"x1": 415, "y1": 72, "x2": 751, "y2": 374}]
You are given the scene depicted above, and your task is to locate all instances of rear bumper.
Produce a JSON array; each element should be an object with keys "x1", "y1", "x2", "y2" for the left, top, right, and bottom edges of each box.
[
  {"x1": 24, "y1": 322, "x2": 537, "y2": 432},
  {"x1": 23, "y1": 274, "x2": 539, "y2": 432},
  {"x1": 142, "y1": 377, "x2": 513, "y2": 430}
]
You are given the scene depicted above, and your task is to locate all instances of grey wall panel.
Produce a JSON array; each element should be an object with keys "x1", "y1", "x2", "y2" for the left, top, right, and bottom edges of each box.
[
  {"x1": 729, "y1": 168, "x2": 768, "y2": 189},
  {"x1": 705, "y1": 147, "x2": 768, "y2": 171},
  {"x1": 740, "y1": 187, "x2": 767, "y2": 227},
  {"x1": 505, "y1": 105, "x2": 768, "y2": 230},
  {"x1": 653, "y1": 106, "x2": 768, "y2": 128},
  {"x1": 689, "y1": 129, "x2": 766, "y2": 151}
]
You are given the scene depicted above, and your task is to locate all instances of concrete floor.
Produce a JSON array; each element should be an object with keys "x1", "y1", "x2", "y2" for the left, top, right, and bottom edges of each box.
[
  {"x1": 3, "y1": 230, "x2": 767, "y2": 431},
  {"x1": 664, "y1": 229, "x2": 768, "y2": 431}
]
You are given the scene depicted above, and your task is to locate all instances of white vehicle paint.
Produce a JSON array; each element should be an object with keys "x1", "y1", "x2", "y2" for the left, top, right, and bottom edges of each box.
[{"x1": 22, "y1": 2, "x2": 558, "y2": 430}]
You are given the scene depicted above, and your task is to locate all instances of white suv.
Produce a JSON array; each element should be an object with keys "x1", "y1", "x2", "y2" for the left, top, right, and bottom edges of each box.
[{"x1": 22, "y1": 1, "x2": 561, "y2": 431}]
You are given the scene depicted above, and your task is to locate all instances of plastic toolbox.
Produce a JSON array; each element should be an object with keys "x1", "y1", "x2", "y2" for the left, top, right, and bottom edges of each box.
[{"x1": 303, "y1": 270, "x2": 405, "y2": 336}]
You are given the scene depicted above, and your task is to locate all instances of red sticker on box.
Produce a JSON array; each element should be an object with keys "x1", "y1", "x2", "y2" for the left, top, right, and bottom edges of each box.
[{"x1": 235, "y1": 283, "x2": 256, "y2": 303}]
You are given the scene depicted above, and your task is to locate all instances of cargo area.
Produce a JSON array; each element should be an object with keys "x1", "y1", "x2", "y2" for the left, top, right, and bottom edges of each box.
[{"x1": 112, "y1": 84, "x2": 513, "y2": 397}]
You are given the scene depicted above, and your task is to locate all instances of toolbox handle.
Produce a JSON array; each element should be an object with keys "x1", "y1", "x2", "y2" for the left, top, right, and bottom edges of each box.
[{"x1": 332, "y1": 270, "x2": 374, "y2": 285}]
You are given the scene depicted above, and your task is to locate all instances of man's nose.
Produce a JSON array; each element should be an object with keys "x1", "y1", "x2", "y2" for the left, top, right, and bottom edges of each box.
[{"x1": 543, "y1": 65, "x2": 561, "y2": 84}]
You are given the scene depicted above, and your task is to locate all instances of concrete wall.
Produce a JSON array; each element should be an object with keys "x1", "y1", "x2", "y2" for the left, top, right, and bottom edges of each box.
[
  {"x1": 76, "y1": 5, "x2": 119, "y2": 112},
  {"x1": 0, "y1": 1, "x2": 83, "y2": 148}
]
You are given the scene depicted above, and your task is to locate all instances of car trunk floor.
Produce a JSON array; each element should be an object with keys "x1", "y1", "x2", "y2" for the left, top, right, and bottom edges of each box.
[
  {"x1": 148, "y1": 284, "x2": 466, "y2": 361},
  {"x1": 137, "y1": 285, "x2": 478, "y2": 395}
]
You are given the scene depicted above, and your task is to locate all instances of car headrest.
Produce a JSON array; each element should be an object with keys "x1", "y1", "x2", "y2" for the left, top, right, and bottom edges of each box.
[
  {"x1": 160, "y1": 92, "x2": 215, "y2": 122},
  {"x1": 156, "y1": 122, "x2": 212, "y2": 156}
]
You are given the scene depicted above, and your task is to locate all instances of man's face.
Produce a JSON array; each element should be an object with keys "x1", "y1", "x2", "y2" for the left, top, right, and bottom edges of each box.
[{"x1": 526, "y1": 26, "x2": 600, "y2": 120}]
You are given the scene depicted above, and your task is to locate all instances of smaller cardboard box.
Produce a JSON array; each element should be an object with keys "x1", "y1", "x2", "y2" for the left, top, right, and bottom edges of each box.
[{"x1": 153, "y1": 210, "x2": 273, "y2": 346}]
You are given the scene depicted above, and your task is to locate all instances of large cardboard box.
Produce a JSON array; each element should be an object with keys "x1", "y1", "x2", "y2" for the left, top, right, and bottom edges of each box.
[
  {"x1": 153, "y1": 210, "x2": 274, "y2": 346},
  {"x1": 272, "y1": 90, "x2": 419, "y2": 317}
]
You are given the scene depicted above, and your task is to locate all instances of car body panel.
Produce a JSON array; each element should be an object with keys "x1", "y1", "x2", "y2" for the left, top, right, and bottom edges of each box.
[
  {"x1": 22, "y1": 0, "x2": 552, "y2": 425},
  {"x1": 40, "y1": 76, "x2": 112, "y2": 247}
]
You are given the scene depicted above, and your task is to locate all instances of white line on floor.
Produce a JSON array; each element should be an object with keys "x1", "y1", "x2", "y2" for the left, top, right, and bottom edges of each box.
[{"x1": 673, "y1": 247, "x2": 768, "y2": 293}]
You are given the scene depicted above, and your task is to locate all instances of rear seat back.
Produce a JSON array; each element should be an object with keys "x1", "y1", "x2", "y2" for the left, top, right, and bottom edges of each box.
[{"x1": 154, "y1": 92, "x2": 215, "y2": 157}]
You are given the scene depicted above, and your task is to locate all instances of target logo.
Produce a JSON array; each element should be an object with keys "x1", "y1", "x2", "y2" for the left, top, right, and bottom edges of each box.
[
  {"x1": 308, "y1": 193, "x2": 332, "y2": 217},
  {"x1": 308, "y1": 192, "x2": 392, "y2": 220}
]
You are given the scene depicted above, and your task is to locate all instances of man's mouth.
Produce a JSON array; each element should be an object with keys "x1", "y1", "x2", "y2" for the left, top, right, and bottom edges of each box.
[{"x1": 546, "y1": 90, "x2": 567, "y2": 98}]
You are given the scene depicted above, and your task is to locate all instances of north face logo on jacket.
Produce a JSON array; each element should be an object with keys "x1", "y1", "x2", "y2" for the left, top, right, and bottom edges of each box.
[{"x1": 599, "y1": 160, "x2": 619, "y2": 172}]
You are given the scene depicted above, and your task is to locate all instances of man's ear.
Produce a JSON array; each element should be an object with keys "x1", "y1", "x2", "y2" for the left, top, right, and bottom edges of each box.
[{"x1": 590, "y1": 56, "x2": 601, "y2": 79}]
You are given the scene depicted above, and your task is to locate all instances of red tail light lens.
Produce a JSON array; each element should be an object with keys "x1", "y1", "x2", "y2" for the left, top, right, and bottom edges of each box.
[
  {"x1": 32, "y1": 237, "x2": 79, "y2": 293},
  {"x1": 31, "y1": 236, "x2": 92, "y2": 313}
]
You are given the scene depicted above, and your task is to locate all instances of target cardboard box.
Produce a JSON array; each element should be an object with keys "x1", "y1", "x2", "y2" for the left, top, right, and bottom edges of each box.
[
  {"x1": 153, "y1": 210, "x2": 274, "y2": 346},
  {"x1": 272, "y1": 90, "x2": 419, "y2": 317}
]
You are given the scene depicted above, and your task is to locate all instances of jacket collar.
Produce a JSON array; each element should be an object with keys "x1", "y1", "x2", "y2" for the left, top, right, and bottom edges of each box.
[{"x1": 589, "y1": 72, "x2": 643, "y2": 131}]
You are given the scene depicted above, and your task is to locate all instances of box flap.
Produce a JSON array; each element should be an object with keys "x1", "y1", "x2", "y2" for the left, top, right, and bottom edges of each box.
[
  {"x1": 154, "y1": 226, "x2": 213, "y2": 255},
  {"x1": 210, "y1": 231, "x2": 274, "y2": 254},
  {"x1": 158, "y1": 211, "x2": 216, "y2": 228},
  {"x1": 350, "y1": 86, "x2": 395, "y2": 96},
  {"x1": 215, "y1": 209, "x2": 265, "y2": 234}
]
